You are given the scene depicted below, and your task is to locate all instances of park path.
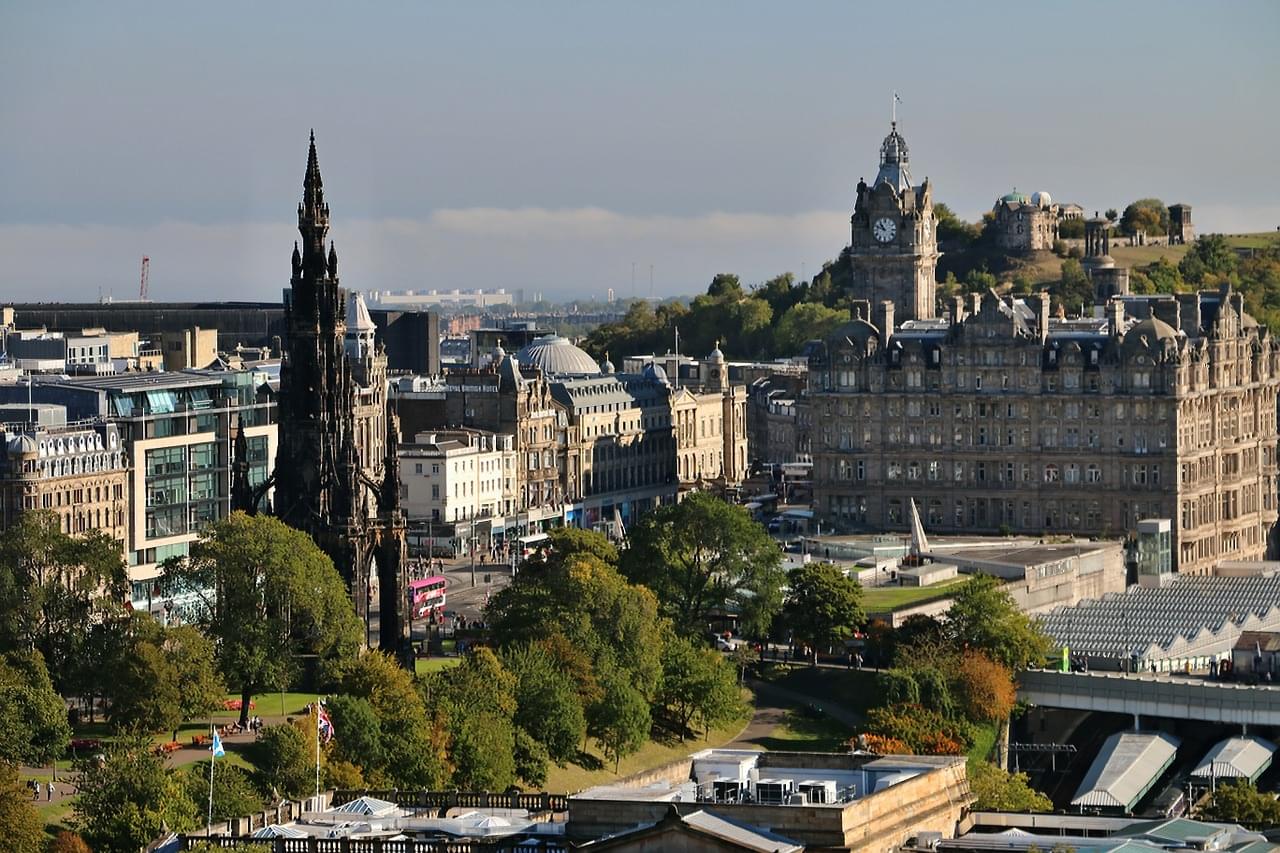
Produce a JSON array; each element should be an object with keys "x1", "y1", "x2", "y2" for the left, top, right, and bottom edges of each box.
[{"x1": 725, "y1": 678, "x2": 865, "y2": 750}]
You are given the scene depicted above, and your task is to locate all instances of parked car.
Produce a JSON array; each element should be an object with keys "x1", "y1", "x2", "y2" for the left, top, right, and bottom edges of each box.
[{"x1": 715, "y1": 637, "x2": 738, "y2": 652}]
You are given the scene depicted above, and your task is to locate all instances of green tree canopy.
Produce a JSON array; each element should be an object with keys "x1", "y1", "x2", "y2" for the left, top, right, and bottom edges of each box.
[
  {"x1": 183, "y1": 760, "x2": 266, "y2": 823},
  {"x1": 946, "y1": 575, "x2": 1052, "y2": 671},
  {"x1": 1180, "y1": 233, "x2": 1238, "y2": 282},
  {"x1": 0, "y1": 764, "x2": 45, "y2": 853},
  {"x1": 968, "y1": 761, "x2": 1052, "y2": 812},
  {"x1": 105, "y1": 617, "x2": 182, "y2": 736},
  {"x1": 74, "y1": 733, "x2": 198, "y2": 853},
  {"x1": 423, "y1": 648, "x2": 524, "y2": 790},
  {"x1": 1120, "y1": 199, "x2": 1169, "y2": 236},
  {"x1": 1052, "y1": 258, "x2": 1093, "y2": 317},
  {"x1": 1200, "y1": 779, "x2": 1280, "y2": 828},
  {"x1": 334, "y1": 651, "x2": 448, "y2": 789},
  {"x1": 502, "y1": 642, "x2": 587, "y2": 764},
  {"x1": 782, "y1": 562, "x2": 865, "y2": 664},
  {"x1": 0, "y1": 649, "x2": 71, "y2": 766},
  {"x1": 249, "y1": 718, "x2": 318, "y2": 801},
  {"x1": 488, "y1": 537, "x2": 667, "y2": 702},
  {"x1": 0, "y1": 511, "x2": 129, "y2": 698},
  {"x1": 165, "y1": 512, "x2": 362, "y2": 726},
  {"x1": 658, "y1": 636, "x2": 743, "y2": 740},
  {"x1": 592, "y1": 671, "x2": 651, "y2": 771},
  {"x1": 774, "y1": 303, "x2": 850, "y2": 355},
  {"x1": 934, "y1": 203, "x2": 979, "y2": 247},
  {"x1": 620, "y1": 492, "x2": 784, "y2": 638}
]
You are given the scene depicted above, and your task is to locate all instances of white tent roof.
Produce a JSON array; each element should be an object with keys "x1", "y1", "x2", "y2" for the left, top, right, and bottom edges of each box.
[
  {"x1": 250, "y1": 823, "x2": 308, "y2": 838},
  {"x1": 1072, "y1": 732, "x2": 1180, "y2": 809},
  {"x1": 330, "y1": 795, "x2": 399, "y2": 817},
  {"x1": 1191, "y1": 736, "x2": 1276, "y2": 780}
]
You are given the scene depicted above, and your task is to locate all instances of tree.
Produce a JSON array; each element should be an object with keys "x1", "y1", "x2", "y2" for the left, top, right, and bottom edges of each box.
[
  {"x1": 1104, "y1": 208, "x2": 1119, "y2": 223},
  {"x1": 1052, "y1": 259, "x2": 1093, "y2": 317},
  {"x1": 502, "y1": 642, "x2": 587, "y2": 764},
  {"x1": 782, "y1": 563, "x2": 864, "y2": 664},
  {"x1": 946, "y1": 575, "x2": 1052, "y2": 672},
  {"x1": 621, "y1": 492, "x2": 784, "y2": 637},
  {"x1": 863, "y1": 704, "x2": 972, "y2": 755},
  {"x1": 425, "y1": 648, "x2": 520, "y2": 790},
  {"x1": 513, "y1": 728, "x2": 550, "y2": 788},
  {"x1": 1180, "y1": 233, "x2": 1238, "y2": 283},
  {"x1": 249, "y1": 718, "x2": 318, "y2": 801},
  {"x1": 488, "y1": 546, "x2": 667, "y2": 703},
  {"x1": 0, "y1": 511, "x2": 129, "y2": 699},
  {"x1": 1120, "y1": 199, "x2": 1168, "y2": 236},
  {"x1": 954, "y1": 651, "x2": 1017, "y2": 724},
  {"x1": 183, "y1": 760, "x2": 266, "y2": 823},
  {"x1": 593, "y1": 673, "x2": 650, "y2": 771},
  {"x1": 1200, "y1": 779, "x2": 1280, "y2": 827},
  {"x1": 934, "y1": 203, "x2": 979, "y2": 248},
  {"x1": 774, "y1": 303, "x2": 849, "y2": 355},
  {"x1": 0, "y1": 764, "x2": 44, "y2": 853},
  {"x1": 968, "y1": 761, "x2": 1052, "y2": 812},
  {"x1": 334, "y1": 651, "x2": 448, "y2": 789},
  {"x1": 0, "y1": 650, "x2": 71, "y2": 766},
  {"x1": 1057, "y1": 218, "x2": 1085, "y2": 239},
  {"x1": 658, "y1": 636, "x2": 742, "y2": 740},
  {"x1": 1131, "y1": 256, "x2": 1187, "y2": 294},
  {"x1": 165, "y1": 624, "x2": 226, "y2": 742},
  {"x1": 896, "y1": 614, "x2": 945, "y2": 651},
  {"x1": 74, "y1": 733, "x2": 198, "y2": 853},
  {"x1": 105, "y1": 621, "x2": 181, "y2": 736},
  {"x1": 47, "y1": 831, "x2": 93, "y2": 853},
  {"x1": 166, "y1": 512, "x2": 362, "y2": 727}
]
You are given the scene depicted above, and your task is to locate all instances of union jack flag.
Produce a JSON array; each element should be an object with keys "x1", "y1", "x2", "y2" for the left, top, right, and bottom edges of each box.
[{"x1": 316, "y1": 701, "x2": 335, "y2": 744}]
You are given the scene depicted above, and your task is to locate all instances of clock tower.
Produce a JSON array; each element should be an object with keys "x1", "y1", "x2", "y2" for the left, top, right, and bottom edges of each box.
[{"x1": 848, "y1": 121, "x2": 939, "y2": 321}]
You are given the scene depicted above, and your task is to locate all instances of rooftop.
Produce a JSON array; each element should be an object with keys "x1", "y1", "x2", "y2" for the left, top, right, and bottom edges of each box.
[
  {"x1": 1190, "y1": 736, "x2": 1276, "y2": 781},
  {"x1": 1039, "y1": 574, "x2": 1280, "y2": 660},
  {"x1": 1071, "y1": 732, "x2": 1180, "y2": 810}
]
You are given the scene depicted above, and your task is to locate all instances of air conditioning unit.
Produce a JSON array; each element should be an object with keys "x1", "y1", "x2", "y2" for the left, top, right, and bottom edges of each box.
[
  {"x1": 713, "y1": 780, "x2": 744, "y2": 803},
  {"x1": 798, "y1": 780, "x2": 838, "y2": 804},
  {"x1": 755, "y1": 779, "x2": 793, "y2": 805},
  {"x1": 787, "y1": 792, "x2": 808, "y2": 805}
]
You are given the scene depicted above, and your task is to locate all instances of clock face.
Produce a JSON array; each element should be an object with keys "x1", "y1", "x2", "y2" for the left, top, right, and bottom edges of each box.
[{"x1": 873, "y1": 217, "x2": 897, "y2": 243}]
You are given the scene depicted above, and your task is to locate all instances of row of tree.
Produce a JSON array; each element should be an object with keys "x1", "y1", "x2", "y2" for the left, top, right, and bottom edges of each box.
[{"x1": 858, "y1": 576, "x2": 1056, "y2": 812}]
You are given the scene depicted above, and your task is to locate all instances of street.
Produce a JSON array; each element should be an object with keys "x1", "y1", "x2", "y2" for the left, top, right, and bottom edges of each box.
[{"x1": 364, "y1": 555, "x2": 515, "y2": 646}]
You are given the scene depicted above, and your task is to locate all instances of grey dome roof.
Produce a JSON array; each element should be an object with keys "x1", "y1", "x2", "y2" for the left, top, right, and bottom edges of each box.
[
  {"x1": 600, "y1": 356, "x2": 615, "y2": 374},
  {"x1": 708, "y1": 344, "x2": 725, "y2": 363},
  {"x1": 515, "y1": 335, "x2": 601, "y2": 376},
  {"x1": 1123, "y1": 316, "x2": 1179, "y2": 354},
  {"x1": 642, "y1": 362, "x2": 670, "y2": 385},
  {"x1": 6, "y1": 433, "x2": 37, "y2": 455}
]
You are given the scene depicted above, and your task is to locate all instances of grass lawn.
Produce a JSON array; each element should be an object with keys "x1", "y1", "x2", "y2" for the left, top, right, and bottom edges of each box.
[
  {"x1": 757, "y1": 666, "x2": 882, "y2": 719},
  {"x1": 967, "y1": 721, "x2": 999, "y2": 767},
  {"x1": 40, "y1": 797, "x2": 77, "y2": 838},
  {"x1": 1225, "y1": 231, "x2": 1280, "y2": 250},
  {"x1": 415, "y1": 657, "x2": 461, "y2": 676},
  {"x1": 542, "y1": 701, "x2": 752, "y2": 794},
  {"x1": 862, "y1": 577, "x2": 970, "y2": 613},
  {"x1": 753, "y1": 706, "x2": 856, "y2": 753}
]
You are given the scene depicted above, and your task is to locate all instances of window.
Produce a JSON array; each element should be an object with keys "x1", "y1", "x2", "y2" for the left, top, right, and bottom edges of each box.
[{"x1": 1044, "y1": 464, "x2": 1060, "y2": 483}]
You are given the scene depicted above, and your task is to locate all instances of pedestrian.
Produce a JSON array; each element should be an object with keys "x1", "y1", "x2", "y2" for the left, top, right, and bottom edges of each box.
[
  {"x1": 856, "y1": 652, "x2": 864, "y2": 669},
  {"x1": 29, "y1": 780, "x2": 37, "y2": 801},
  {"x1": 847, "y1": 651, "x2": 854, "y2": 670},
  {"x1": 47, "y1": 780, "x2": 54, "y2": 801}
]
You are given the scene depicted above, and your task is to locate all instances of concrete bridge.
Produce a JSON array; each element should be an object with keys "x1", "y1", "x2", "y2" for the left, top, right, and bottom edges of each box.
[{"x1": 1017, "y1": 669, "x2": 1280, "y2": 727}]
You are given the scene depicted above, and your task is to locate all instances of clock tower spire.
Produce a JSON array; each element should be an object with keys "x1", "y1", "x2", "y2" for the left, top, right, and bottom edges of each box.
[{"x1": 847, "y1": 115, "x2": 939, "y2": 322}]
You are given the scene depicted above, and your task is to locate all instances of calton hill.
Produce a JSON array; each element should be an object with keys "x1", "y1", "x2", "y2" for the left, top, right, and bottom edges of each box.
[
  {"x1": 0, "y1": 486, "x2": 1127, "y2": 852},
  {"x1": 583, "y1": 202, "x2": 1280, "y2": 364}
]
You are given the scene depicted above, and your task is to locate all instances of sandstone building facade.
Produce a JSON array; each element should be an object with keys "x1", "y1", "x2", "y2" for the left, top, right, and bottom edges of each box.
[{"x1": 809, "y1": 288, "x2": 1280, "y2": 575}]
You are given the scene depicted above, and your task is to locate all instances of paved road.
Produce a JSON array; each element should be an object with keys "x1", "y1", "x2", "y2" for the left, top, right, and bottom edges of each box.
[{"x1": 363, "y1": 558, "x2": 514, "y2": 645}]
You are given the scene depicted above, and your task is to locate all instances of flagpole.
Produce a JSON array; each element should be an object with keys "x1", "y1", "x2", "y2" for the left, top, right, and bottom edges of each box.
[
  {"x1": 207, "y1": 723, "x2": 215, "y2": 836},
  {"x1": 315, "y1": 698, "x2": 321, "y2": 805}
]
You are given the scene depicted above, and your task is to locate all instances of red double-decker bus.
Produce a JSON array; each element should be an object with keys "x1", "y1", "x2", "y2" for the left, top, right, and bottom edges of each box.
[{"x1": 407, "y1": 575, "x2": 447, "y2": 620}]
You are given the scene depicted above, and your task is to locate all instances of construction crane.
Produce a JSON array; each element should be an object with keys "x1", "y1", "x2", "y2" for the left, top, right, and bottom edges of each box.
[{"x1": 139, "y1": 256, "x2": 150, "y2": 301}]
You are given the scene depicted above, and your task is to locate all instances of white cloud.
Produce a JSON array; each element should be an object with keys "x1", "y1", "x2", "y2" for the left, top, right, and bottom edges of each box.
[
  {"x1": 0, "y1": 208, "x2": 851, "y2": 304},
  {"x1": 2, "y1": 203, "x2": 1275, "y2": 306}
]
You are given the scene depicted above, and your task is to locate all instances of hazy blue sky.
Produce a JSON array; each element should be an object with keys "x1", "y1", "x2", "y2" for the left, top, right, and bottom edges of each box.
[{"x1": 2, "y1": 1, "x2": 1277, "y2": 303}]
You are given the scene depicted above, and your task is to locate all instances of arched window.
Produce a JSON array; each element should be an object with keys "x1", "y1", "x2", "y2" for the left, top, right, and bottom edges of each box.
[{"x1": 1044, "y1": 464, "x2": 1060, "y2": 483}]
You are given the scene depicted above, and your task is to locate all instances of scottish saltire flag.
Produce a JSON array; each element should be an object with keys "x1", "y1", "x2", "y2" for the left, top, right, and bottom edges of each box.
[{"x1": 211, "y1": 730, "x2": 225, "y2": 758}]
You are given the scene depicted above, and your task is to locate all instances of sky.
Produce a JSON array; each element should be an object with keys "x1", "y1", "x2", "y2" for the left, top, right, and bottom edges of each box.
[{"x1": 2, "y1": 1, "x2": 1277, "y2": 304}]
